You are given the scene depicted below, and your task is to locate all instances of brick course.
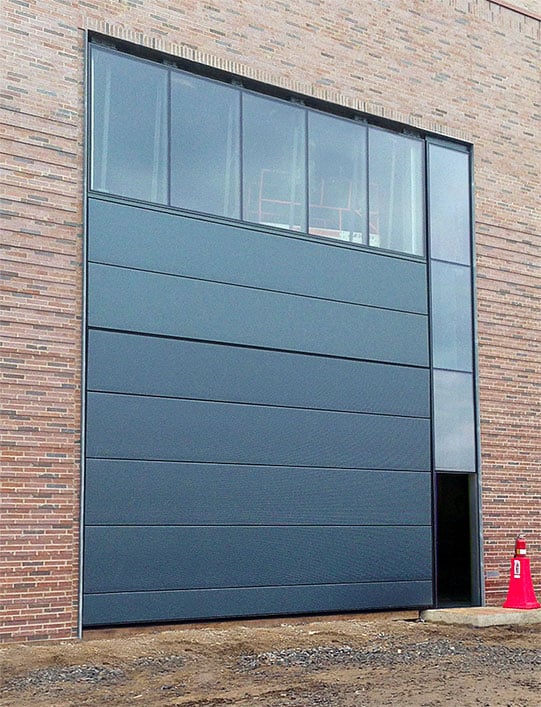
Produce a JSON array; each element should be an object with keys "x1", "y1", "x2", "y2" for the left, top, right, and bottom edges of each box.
[{"x1": 1, "y1": 0, "x2": 539, "y2": 640}]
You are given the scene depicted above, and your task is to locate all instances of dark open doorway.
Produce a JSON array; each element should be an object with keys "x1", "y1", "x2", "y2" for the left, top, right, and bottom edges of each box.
[{"x1": 436, "y1": 472, "x2": 478, "y2": 606}]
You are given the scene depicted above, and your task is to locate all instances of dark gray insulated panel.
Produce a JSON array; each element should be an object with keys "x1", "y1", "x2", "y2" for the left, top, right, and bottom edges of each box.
[
  {"x1": 86, "y1": 393, "x2": 431, "y2": 470},
  {"x1": 87, "y1": 330, "x2": 430, "y2": 417},
  {"x1": 88, "y1": 197, "x2": 428, "y2": 314},
  {"x1": 87, "y1": 263, "x2": 429, "y2": 366},
  {"x1": 83, "y1": 525, "x2": 432, "y2": 593},
  {"x1": 82, "y1": 580, "x2": 434, "y2": 626},
  {"x1": 84, "y1": 197, "x2": 436, "y2": 628},
  {"x1": 85, "y1": 460, "x2": 432, "y2": 526}
]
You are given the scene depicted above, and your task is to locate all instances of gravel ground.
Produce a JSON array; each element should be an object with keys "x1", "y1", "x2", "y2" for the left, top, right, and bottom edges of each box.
[{"x1": 1, "y1": 614, "x2": 540, "y2": 706}]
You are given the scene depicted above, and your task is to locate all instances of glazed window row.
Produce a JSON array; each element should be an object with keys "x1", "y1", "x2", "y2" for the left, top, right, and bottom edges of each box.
[{"x1": 91, "y1": 46, "x2": 435, "y2": 255}]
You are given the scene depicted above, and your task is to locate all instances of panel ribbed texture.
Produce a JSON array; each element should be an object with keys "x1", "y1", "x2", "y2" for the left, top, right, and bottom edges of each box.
[
  {"x1": 84, "y1": 526, "x2": 432, "y2": 593},
  {"x1": 85, "y1": 461, "x2": 432, "y2": 526},
  {"x1": 88, "y1": 330, "x2": 430, "y2": 417},
  {"x1": 89, "y1": 198, "x2": 428, "y2": 314},
  {"x1": 88, "y1": 262, "x2": 429, "y2": 366},
  {"x1": 84, "y1": 197, "x2": 432, "y2": 624},
  {"x1": 86, "y1": 392, "x2": 431, "y2": 470},
  {"x1": 83, "y1": 581, "x2": 433, "y2": 626}
]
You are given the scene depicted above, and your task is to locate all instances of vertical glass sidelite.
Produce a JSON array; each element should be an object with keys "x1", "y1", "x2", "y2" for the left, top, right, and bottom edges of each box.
[
  {"x1": 431, "y1": 261, "x2": 473, "y2": 372},
  {"x1": 242, "y1": 93, "x2": 307, "y2": 232},
  {"x1": 428, "y1": 142, "x2": 476, "y2": 471},
  {"x1": 429, "y1": 145, "x2": 471, "y2": 265},
  {"x1": 308, "y1": 113, "x2": 367, "y2": 244},
  {"x1": 369, "y1": 129, "x2": 425, "y2": 256},
  {"x1": 433, "y1": 370, "x2": 476, "y2": 472},
  {"x1": 91, "y1": 48, "x2": 168, "y2": 203},
  {"x1": 171, "y1": 73, "x2": 241, "y2": 218}
]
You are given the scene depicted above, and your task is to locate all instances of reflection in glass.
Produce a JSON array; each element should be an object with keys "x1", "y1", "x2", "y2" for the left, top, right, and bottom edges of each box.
[
  {"x1": 369, "y1": 129, "x2": 424, "y2": 256},
  {"x1": 429, "y1": 145, "x2": 471, "y2": 265},
  {"x1": 91, "y1": 48, "x2": 168, "y2": 203},
  {"x1": 431, "y1": 261, "x2": 473, "y2": 371},
  {"x1": 308, "y1": 113, "x2": 367, "y2": 244},
  {"x1": 242, "y1": 94, "x2": 306, "y2": 232},
  {"x1": 433, "y1": 370, "x2": 476, "y2": 472},
  {"x1": 171, "y1": 73, "x2": 240, "y2": 218},
  {"x1": 89, "y1": 47, "x2": 466, "y2": 261}
]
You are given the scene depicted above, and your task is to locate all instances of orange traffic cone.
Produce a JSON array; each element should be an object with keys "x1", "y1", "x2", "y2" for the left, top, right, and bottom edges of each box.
[{"x1": 503, "y1": 535, "x2": 540, "y2": 609}]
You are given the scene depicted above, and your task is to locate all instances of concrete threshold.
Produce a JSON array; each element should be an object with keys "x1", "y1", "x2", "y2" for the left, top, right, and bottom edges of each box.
[{"x1": 421, "y1": 607, "x2": 541, "y2": 628}]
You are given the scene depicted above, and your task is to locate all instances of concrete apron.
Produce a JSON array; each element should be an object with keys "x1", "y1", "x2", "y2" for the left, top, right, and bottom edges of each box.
[{"x1": 421, "y1": 607, "x2": 541, "y2": 628}]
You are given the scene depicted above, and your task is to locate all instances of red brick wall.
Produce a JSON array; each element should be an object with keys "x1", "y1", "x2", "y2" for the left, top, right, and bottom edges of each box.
[
  {"x1": 1, "y1": 2, "x2": 84, "y2": 640},
  {"x1": 1, "y1": 0, "x2": 539, "y2": 641}
]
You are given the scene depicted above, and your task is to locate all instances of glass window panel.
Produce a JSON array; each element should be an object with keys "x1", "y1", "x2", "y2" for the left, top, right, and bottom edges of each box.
[
  {"x1": 429, "y1": 145, "x2": 471, "y2": 265},
  {"x1": 433, "y1": 370, "x2": 476, "y2": 472},
  {"x1": 369, "y1": 129, "x2": 424, "y2": 256},
  {"x1": 171, "y1": 73, "x2": 240, "y2": 218},
  {"x1": 308, "y1": 113, "x2": 367, "y2": 244},
  {"x1": 431, "y1": 261, "x2": 473, "y2": 371},
  {"x1": 242, "y1": 94, "x2": 306, "y2": 232},
  {"x1": 91, "y1": 48, "x2": 167, "y2": 203}
]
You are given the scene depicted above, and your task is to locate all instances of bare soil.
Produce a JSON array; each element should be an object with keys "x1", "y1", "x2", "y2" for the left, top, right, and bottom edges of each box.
[{"x1": 1, "y1": 613, "x2": 540, "y2": 706}]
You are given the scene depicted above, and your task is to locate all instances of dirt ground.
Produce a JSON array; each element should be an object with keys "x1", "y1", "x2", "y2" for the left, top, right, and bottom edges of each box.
[{"x1": 1, "y1": 613, "x2": 540, "y2": 706}]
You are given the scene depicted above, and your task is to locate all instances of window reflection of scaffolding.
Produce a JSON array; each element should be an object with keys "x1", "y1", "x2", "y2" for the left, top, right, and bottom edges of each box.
[
  {"x1": 254, "y1": 169, "x2": 303, "y2": 230},
  {"x1": 251, "y1": 170, "x2": 372, "y2": 243},
  {"x1": 369, "y1": 183, "x2": 381, "y2": 248},
  {"x1": 309, "y1": 176, "x2": 366, "y2": 243}
]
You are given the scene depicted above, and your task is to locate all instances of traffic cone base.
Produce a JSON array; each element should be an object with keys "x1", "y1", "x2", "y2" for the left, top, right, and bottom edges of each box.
[{"x1": 503, "y1": 557, "x2": 541, "y2": 610}]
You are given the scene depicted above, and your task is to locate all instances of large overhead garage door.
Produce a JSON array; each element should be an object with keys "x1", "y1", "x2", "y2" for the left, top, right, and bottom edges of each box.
[{"x1": 83, "y1": 197, "x2": 432, "y2": 626}]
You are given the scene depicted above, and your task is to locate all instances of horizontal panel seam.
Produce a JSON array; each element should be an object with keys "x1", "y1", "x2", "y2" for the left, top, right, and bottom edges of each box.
[
  {"x1": 87, "y1": 327, "x2": 432, "y2": 370},
  {"x1": 86, "y1": 390, "x2": 430, "y2": 419},
  {"x1": 83, "y1": 579, "x2": 433, "y2": 596},
  {"x1": 88, "y1": 260, "x2": 429, "y2": 317},
  {"x1": 85, "y1": 457, "x2": 431, "y2": 472},
  {"x1": 85, "y1": 524, "x2": 433, "y2": 528},
  {"x1": 85, "y1": 459, "x2": 431, "y2": 472}
]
